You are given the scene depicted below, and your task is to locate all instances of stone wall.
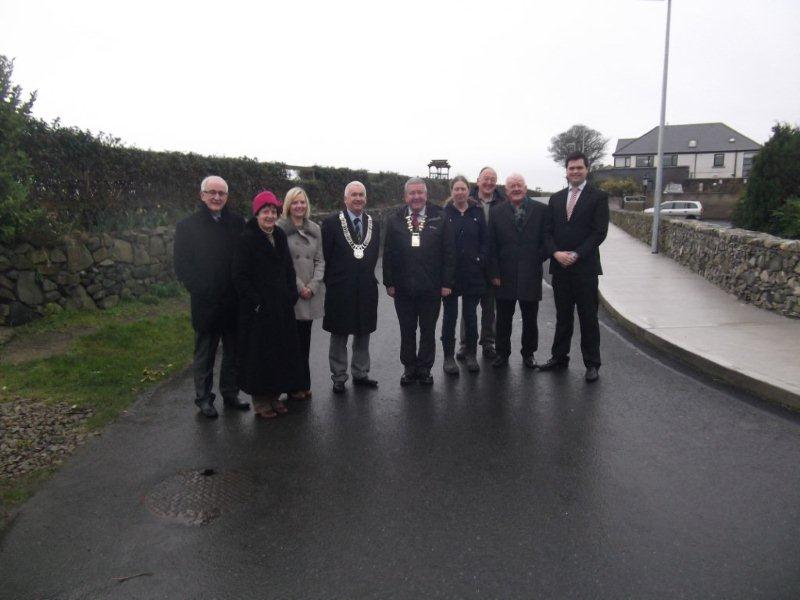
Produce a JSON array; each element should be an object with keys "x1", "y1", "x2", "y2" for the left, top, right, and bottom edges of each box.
[
  {"x1": 0, "y1": 227, "x2": 175, "y2": 326},
  {"x1": 0, "y1": 207, "x2": 403, "y2": 327},
  {"x1": 610, "y1": 209, "x2": 800, "y2": 318}
]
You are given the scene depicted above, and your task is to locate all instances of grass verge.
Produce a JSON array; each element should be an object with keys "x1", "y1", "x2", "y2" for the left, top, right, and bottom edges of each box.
[{"x1": 0, "y1": 289, "x2": 193, "y2": 529}]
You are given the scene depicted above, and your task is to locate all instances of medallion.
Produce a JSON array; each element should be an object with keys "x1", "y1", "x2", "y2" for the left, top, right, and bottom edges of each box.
[
  {"x1": 339, "y1": 212, "x2": 372, "y2": 260},
  {"x1": 405, "y1": 213, "x2": 426, "y2": 248}
]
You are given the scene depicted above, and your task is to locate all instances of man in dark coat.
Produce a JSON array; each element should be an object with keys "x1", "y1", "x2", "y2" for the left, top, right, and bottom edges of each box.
[
  {"x1": 541, "y1": 151, "x2": 610, "y2": 382},
  {"x1": 457, "y1": 166, "x2": 506, "y2": 360},
  {"x1": 173, "y1": 175, "x2": 248, "y2": 418},
  {"x1": 487, "y1": 173, "x2": 548, "y2": 369},
  {"x1": 383, "y1": 177, "x2": 456, "y2": 385},
  {"x1": 321, "y1": 181, "x2": 381, "y2": 394}
]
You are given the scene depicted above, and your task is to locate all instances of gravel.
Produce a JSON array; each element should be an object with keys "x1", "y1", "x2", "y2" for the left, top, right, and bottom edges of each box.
[{"x1": 0, "y1": 399, "x2": 94, "y2": 480}]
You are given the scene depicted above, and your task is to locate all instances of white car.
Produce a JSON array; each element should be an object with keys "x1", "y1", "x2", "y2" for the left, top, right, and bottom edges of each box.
[{"x1": 644, "y1": 200, "x2": 703, "y2": 219}]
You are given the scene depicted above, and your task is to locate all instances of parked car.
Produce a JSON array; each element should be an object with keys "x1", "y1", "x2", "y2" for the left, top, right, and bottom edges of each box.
[{"x1": 644, "y1": 200, "x2": 703, "y2": 219}]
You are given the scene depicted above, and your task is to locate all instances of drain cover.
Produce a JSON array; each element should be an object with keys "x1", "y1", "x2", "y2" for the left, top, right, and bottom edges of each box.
[{"x1": 144, "y1": 469, "x2": 253, "y2": 526}]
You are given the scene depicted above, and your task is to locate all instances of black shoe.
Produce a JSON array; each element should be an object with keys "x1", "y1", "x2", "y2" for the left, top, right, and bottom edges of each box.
[
  {"x1": 353, "y1": 377, "x2": 379, "y2": 388},
  {"x1": 417, "y1": 370, "x2": 434, "y2": 386},
  {"x1": 223, "y1": 396, "x2": 250, "y2": 410},
  {"x1": 492, "y1": 355, "x2": 509, "y2": 368},
  {"x1": 332, "y1": 381, "x2": 346, "y2": 394},
  {"x1": 522, "y1": 356, "x2": 539, "y2": 369},
  {"x1": 400, "y1": 370, "x2": 417, "y2": 386},
  {"x1": 195, "y1": 398, "x2": 218, "y2": 419},
  {"x1": 539, "y1": 357, "x2": 569, "y2": 371},
  {"x1": 585, "y1": 366, "x2": 599, "y2": 382},
  {"x1": 482, "y1": 345, "x2": 498, "y2": 359}
]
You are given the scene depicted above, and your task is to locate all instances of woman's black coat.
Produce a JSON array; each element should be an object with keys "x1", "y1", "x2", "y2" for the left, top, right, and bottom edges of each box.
[
  {"x1": 443, "y1": 200, "x2": 488, "y2": 297},
  {"x1": 231, "y1": 219, "x2": 303, "y2": 395}
]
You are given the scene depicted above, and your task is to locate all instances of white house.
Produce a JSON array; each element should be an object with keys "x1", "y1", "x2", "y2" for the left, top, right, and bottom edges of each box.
[{"x1": 612, "y1": 123, "x2": 761, "y2": 179}]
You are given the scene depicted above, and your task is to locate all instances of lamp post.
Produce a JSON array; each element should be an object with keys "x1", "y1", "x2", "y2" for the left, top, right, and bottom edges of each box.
[{"x1": 649, "y1": 0, "x2": 672, "y2": 254}]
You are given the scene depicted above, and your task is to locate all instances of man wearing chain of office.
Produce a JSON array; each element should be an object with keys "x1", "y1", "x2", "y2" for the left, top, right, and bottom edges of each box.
[
  {"x1": 383, "y1": 177, "x2": 456, "y2": 386},
  {"x1": 321, "y1": 181, "x2": 381, "y2": 393}
]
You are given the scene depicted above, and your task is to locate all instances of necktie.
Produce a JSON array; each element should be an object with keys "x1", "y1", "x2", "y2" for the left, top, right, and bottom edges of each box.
[
  {"x1": 353, "y1": 217, "x2": 361, "y2": 242},
  {"x1": 411, "y1": 212, "x2": 419, "y2": 229},
  {"x1": 567, "y1": 187, "x2": 579, "y2": 220},
  {"x1": 515, "y1": 205, "x2": 525, "y2": 231}
]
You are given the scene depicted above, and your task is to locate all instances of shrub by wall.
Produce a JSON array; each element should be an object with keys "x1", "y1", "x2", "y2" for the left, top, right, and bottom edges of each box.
[{"x1": 18, "y1": 120, "x2": 452, "y2": 236}]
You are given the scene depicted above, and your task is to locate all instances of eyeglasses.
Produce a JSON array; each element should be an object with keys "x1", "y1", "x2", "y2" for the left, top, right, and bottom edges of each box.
[{"x1": 202, "y1": 190, "x2": 228, "y2": 197}]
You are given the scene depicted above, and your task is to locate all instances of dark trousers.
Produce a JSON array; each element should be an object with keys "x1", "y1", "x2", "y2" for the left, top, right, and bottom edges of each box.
[
  {"x1": 394, "y1": 295, "x2": 441, "y2": 372},
  {"x1": 193, "y1": 323, "x2": 238, "y2": 403},
  {"x1": 442, "y1": 294, "x2": 480, "y2": 355},
  {"x1": 495, "y1": 298, "x2": 540, "y2": 358},
  {"x1": 458, "y1": 287, "x2": 496, "y2": 350},
  {"x1": 551, "y1": 272, "x2": 601, "y2": 367},
  {"x1": 296, "y1": 319, "x2": 313, "y2": 391}
]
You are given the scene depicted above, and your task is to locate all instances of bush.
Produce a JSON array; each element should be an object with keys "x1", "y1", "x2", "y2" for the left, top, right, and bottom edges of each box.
[
  {"x1": 597, "y1": 177, "x2": 640, "y2": 197},
  {"x1": 770, "y1": 197, "x2": 800, "y2": 239},
  {"x1": 734, "y1": 123, "x2": 800, "y2": 238},
  {"x1": 0, "y1": 56, "x2": 54, "y2": 244}
]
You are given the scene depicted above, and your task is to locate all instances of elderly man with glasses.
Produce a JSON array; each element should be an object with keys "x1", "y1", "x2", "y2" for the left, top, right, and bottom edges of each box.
[{"x1": 174, "y1": 175, "x2": 248, "y2": 418}]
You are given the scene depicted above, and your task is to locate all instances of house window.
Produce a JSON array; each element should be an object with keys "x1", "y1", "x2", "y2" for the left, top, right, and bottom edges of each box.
[
  {"x1": 713, "y1": 153, "x2": 725, "y2": 167},
  {"x1": 742, "y1": 153, "x2": 755, "y2": 177},
  {"x1": 662, "y1": 154, "x2": 678, "y2": 167},
  {"x1": 625, "y1": 157, "x2": 631, "y2": 167},
  {"x1": 635, "y1": 155, "x2": 653, "y2": 167}
]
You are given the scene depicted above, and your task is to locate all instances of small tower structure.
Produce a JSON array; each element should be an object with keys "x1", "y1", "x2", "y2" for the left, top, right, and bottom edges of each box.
[{"x1": 427, "y1": 159, "x2": 451, "y2": 180}]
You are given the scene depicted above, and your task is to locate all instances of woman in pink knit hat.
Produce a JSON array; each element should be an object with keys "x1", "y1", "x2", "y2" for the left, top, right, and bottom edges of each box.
[{"x1": 231, "y1": 191, "x2": 304, "y2": 418}]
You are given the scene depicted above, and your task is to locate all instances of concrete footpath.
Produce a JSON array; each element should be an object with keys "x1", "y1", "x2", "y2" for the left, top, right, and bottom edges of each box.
[{"x1": 599, "y1": 223, "x2": 800, "y2": 409}]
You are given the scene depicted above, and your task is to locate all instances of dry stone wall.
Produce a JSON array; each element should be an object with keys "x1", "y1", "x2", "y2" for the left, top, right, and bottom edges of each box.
[
  {"x1": 0, "y1": 206, "x2": 403, "y2": 327},
  {"x1": 610, "y1": 209, "x2": 800, "y2": 318},
  {"x1": 0, "y1": 227, "x2": 175, "y2": 326}
]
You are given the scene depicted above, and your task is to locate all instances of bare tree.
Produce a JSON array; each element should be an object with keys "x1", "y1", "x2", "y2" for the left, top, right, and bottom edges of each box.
[{"x1": 548, "y1": 124, "x2": 608, "y2": 166}]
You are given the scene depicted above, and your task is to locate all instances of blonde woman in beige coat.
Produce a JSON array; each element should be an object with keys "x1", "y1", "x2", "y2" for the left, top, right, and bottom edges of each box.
[{"x1": 277, "y1": 187, "x2": 325, "y2": 400}]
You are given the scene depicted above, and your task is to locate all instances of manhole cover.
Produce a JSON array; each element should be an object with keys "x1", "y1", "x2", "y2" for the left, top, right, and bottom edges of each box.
[{"x1": 144, "y1": 469, "x2": 253, "y2": 526}]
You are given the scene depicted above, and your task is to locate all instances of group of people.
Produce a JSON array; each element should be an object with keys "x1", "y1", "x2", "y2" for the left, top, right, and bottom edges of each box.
[{"x1": 173, "y1": 151, "x2": 609, "y2": 419}]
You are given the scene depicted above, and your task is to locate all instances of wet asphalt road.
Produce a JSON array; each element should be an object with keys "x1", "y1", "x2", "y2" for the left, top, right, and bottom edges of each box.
[{"x1": 1, "y1": 275, "x2": 800, "y2": 599}]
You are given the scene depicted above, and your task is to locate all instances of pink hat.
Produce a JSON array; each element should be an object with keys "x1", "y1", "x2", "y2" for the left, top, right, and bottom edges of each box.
[{"x1": 251, "y1": 190, "x2": 281, "y2": 216}]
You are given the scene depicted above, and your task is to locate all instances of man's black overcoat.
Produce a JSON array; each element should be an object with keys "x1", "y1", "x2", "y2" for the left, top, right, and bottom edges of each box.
[
  {"x1": 321, "y1": 211, "x2": 380, "y2": 336},
  {"x1": 487, "y1": 199, "x2": 548, "y2": 302},
  {"x1": 173, "y1": 204, "x2": 244, "y2": 332}
]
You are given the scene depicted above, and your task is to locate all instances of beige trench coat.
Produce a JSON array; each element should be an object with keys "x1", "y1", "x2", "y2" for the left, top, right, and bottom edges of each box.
[{"x1": 276, "y1": 217, "x2": 325, "y2": 321}]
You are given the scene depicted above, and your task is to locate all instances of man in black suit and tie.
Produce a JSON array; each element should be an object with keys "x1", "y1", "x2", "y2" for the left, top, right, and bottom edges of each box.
[
  {"x1": 486, "y1": 173, "x2": 548, "y2": 369},
  {"x1": 540, "y1": 152, "x2": 609, "y2": 382}
]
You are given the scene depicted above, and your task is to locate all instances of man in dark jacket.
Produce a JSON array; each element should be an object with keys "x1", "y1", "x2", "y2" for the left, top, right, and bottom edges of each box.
[
  {"x1": 487, "y1": 173, "x2": 548, "y2": 368},
  {"x1": 383, "y1": 177, "x2": 456, "y2": 385},
  {"x1": 321, "y1": 181, "x2": 381, "y2": 394},
  {"x1": 541, "y1": 152, "x2": 609, "y2": 382},
  {"x1": 173, "y1": 175, "x2": 248, "y2": 417},
  {"x1": 457, "y1": 166, "x2": 506, "y2": 361}
]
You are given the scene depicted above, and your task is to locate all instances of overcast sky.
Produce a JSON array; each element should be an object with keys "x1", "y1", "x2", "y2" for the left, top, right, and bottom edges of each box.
[{"x1": 2, "y1": 0, "x2": 798, "y2": 192}]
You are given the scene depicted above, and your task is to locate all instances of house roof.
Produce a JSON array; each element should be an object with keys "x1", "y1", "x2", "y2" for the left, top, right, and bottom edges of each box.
[
  {"x1": 613, "y1": 123, "x2": 761, "y2": 156},
  {"x1": 615, "y1": 138, "x2": 636, "y2": 152}
]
